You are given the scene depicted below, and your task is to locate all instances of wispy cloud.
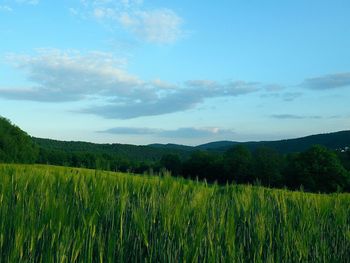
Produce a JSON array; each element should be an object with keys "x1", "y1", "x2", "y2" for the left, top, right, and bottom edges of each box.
[
  {"x1": 264, "y1": 84, "x2": 285, "y2": 92},
  {"x1": 0, "y1": 5, "x2": 13, "y2": 12},
  {"x1": 0, "y1": 0, "x2": 38, "y2": 12},
  {"x1": 2, "y1": 49, "x2": 143, "y2": 102},
  {"x1": 99, "y1": 127, "x2": 160, "y2": 135},
  {"x1": 1, "y1": 49, "x2": 260, "y2": 119},
  {"x1": 282, "y1": 92, "x2": 303, "y2": 101},
  {"x1": 76, "y1": 0, "x2": 184, "y2": 44},
  {"x1": 271, "y1": 114, "x2": 322, "y2": 120},
  {"x1": 82, "y1": 79, "x2": 260, "y2": 119},
  {"x1": 159, "y1": 127, "x2": 235, "y2": 139},
  {"x1": 260, "y1": 92, "x2": 303, "y2": 102},
  {"x1": 99, "y1": 126, "x2": 235, "y2": 138},
  {"x1": 118, "y1": 9, "x2": 183, "y2": 44},
  {"x1": 302, "y1": 72, "x2": 350, "y2": 90},
  {"x1": 151, "y1": 79, "x2": 177, "y2": 89}
]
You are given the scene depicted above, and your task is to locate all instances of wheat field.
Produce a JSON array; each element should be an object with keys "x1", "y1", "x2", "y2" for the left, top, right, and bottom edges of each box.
[{"x1": 0, "y1": 164, "x2": 349, "y2": 262}]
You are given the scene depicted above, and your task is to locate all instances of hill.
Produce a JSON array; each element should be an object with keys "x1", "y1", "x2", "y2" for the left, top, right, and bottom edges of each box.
[
  {"x1": 196, "y1": 140, "x2": 240, "y2": 150},
  {"x1": 148, "y1": 143, "x2": 194, "y2": 151},
  {"x1": 34, "y1": 137, "x2": 192, "y2": 163},
  {"x1": 33, "y1": 131, "x2": 350, "y2": 161},
  {"x1": 202, "y1": 130, "x2": 350, "y2": 153},
  {"x1": 0, "y1": 116, "x2": 38, "y2": 163},
  {"x1": 164, "y1": 130, "x2": 350, "y2": 154}
]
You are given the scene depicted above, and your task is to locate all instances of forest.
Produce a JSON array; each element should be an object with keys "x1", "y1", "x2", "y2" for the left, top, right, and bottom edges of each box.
[{"x1": 1, "y1": 116, "x2": 350, "y2": 193}]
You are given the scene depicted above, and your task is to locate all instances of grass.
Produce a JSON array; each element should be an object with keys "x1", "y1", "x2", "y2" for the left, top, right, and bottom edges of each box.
[{"x1": 0, "y1": 164, "x2": 349, "y2": 262}]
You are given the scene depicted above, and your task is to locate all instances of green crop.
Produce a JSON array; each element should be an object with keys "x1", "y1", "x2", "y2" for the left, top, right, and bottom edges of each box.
[{"x1": 0, "y1": 164, "x2": 349, "y2": 262}]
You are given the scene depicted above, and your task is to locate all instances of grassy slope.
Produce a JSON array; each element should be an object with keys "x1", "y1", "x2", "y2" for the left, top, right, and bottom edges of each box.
[{"x1": 0, "y1": 164, "x2": 349, "y2": 262}]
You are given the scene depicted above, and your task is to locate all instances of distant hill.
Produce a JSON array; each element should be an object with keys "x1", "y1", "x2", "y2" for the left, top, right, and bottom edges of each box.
[
  {"x1": 149, "y1": 130, "x2": 350, "y2": 154},
  {"x1": 197, "y1": 130, "x2": 350, "y2": 154},
  {"x1": 196, "y1": 141, "x2": 240, "y2": 150},
  {"x1": 34, "y1": 138, "x2": 192, "y2": 162},
  {"x1": 34, "y1": 130, "x2": 350, "y2": 163},
  {"x1": 148, "y1": 143, "x2": 194, "y2": 151}
]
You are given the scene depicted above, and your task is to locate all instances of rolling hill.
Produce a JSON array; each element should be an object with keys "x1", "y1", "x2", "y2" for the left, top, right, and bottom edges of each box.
[
  {"x1": 33, "y1": 130, "x2": 350, "y2": 162},
  {"x1": 151, "y1": 130, "x2": 350, "y2": 154}
]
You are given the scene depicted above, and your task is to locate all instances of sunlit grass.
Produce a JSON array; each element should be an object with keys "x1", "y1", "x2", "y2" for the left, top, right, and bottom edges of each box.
[{"x1": 0, "y1": 164, "x2": 349, "y2": 262}]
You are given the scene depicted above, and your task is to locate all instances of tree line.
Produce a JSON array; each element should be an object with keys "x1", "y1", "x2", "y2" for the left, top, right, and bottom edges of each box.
[
  {"x1": 29, "y1": 143, "x2": 350, "y2": 193},
  {"x1": 168, "y1": 145, "x2": 350, "y2": 193},
  {"x1": 1, "y1": 116, "x2": 350, "y2": 193}
]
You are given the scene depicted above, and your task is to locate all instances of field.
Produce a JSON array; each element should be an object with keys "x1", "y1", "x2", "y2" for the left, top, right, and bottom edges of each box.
[{"x1": 0, "y1": 164, "x2": 349, "y2": 262}]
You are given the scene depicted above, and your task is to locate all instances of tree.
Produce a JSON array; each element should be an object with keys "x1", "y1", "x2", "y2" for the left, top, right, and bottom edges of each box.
[
  {"x1": 253, "y1": 147, "x2": 284, "y2": 187},
  {"x1": 224, "y1": 145, "x2": 253, "y2": 184},
  {"x1": 0, "y1": 116, "x2": 38, "y2": 163},
  {"x1": 160, "y1": 154, "x2": 182, "y2": 176},
  {"x1": 286, "y1": 145, "x2": 350, "y2": 192},
  {"x1": 183, "y1": 151, "x2": 224, "y2": 183}
]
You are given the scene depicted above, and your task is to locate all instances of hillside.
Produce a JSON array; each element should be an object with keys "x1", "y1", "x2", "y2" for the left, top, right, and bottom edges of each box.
[
  {"x1": 160, "y1": 130, "x2": 350, "y2": 153},
  {"x1": 34, "y1": 137, "x2": 192, "y2": 162},
  {"x1": 0, "y1": 116, "x2": 38, "y2": 163},
  {"x1": 33, "y1": 131, "x2": 350, "y2": 162},
  {"x1": 202, "y1": 130, "x2": 350, "y2": 153},
  {"x1": 0, "y1": 164, "x2": 349, "y2": 262}
]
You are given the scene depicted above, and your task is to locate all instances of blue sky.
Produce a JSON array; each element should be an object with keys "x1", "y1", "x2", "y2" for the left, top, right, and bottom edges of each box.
[{"x1": 0, "y1": 0, "x2": 349, "y2": 145}]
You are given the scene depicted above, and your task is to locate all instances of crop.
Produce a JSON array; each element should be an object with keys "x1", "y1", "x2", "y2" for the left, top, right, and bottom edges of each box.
[{"x1": 0, "y1": 164, "x2": 349, "y2": 262}]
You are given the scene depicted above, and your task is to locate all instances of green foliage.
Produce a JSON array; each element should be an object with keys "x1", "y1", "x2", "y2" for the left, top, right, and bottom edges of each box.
[
  {"x1": 253, "y1": 147, "x2": 284, "y2": 187},
  {"x1": 2, "y1": 116, "x2": 349, "y2": 193},
  {"x1": 34, "y1": 137, "x2": 191, "y2": 163},
  {"x1": 183, "y1": 151, "x2": 224, "y2": 182},
  {"x1": 0, "y1": 117, "x2": 38, "y2": 163},
  {"x1": 224, "y1": 145, "x2": 253, "y2": 183},
  {"x1": 200, "y1": 130, "x2": 350, "y2": 154},
  {"x1": 160, "y1": 153, "x2": 182, "y2": 176},
  {"x1": 287, "y1": 145, "x2": 350, "y2": 192},
  {"x1": 0, "y1": 164, "x2": 349, "y2": 262}
]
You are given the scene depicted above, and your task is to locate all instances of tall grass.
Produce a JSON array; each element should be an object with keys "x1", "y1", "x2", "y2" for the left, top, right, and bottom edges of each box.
[{"x1": 0, "y1": 164, "x2": 349, "y2": 262}]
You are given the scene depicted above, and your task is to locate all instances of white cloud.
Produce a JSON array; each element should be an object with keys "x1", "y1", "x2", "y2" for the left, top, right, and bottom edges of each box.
[
  {"x1": 151, "y1": 79, "x2": 177, "y2": 89},
  {"x1": 1, "y1": 50, "x2": 260, "y2": 119},
  {"x1": 82, "y1": 78, "x2": 260, "y2": 119},
  {"x1": 76, "y1": 0, "x2": 184, "y2": 44},
  {"x1": 3, "y1": 49, "x2": 145, "y2": 102},
  {"x1": 119, "y1": 9, "x2": 183, "y2": 44},
  {"x1": 186, "y1": 80, "x2": 220, "y2": 89},
  {"x1": 93, "y1": 7, "x2": 117, "y2": 19},
  {"x1": 99, "y1": 126, "x2": 235, "y2": 139}
]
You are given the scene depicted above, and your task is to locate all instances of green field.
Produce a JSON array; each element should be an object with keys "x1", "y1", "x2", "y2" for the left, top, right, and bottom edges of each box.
[{"x1": 0, "y1": 164, "x2": 349, "y2": 262}]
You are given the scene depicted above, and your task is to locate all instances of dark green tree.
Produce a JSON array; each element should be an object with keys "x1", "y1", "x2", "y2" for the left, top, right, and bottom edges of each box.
[
  {"x1": 224, "y1": 145, "x2": 253, "y2": 183},
  {"x1": 286, "y1": 145, "x2": 350, "y2": 192},
  {"x1": 160, "y1": 154, "x2": 182, "y2": 176},
  {"x1": 0, "y1": 116, "x2": 38, "y2": 163},
  {"x1": 253, "y1": 147, "x2": 284, "y2": 187},
  {"x1": 183, "y1": 151, "x2": 224, "y2": 182}
]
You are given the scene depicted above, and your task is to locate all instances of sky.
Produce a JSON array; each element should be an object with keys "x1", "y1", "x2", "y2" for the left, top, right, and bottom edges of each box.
[{"x1": 0, "y1": 0, "x2": 349, "y2": 145}]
